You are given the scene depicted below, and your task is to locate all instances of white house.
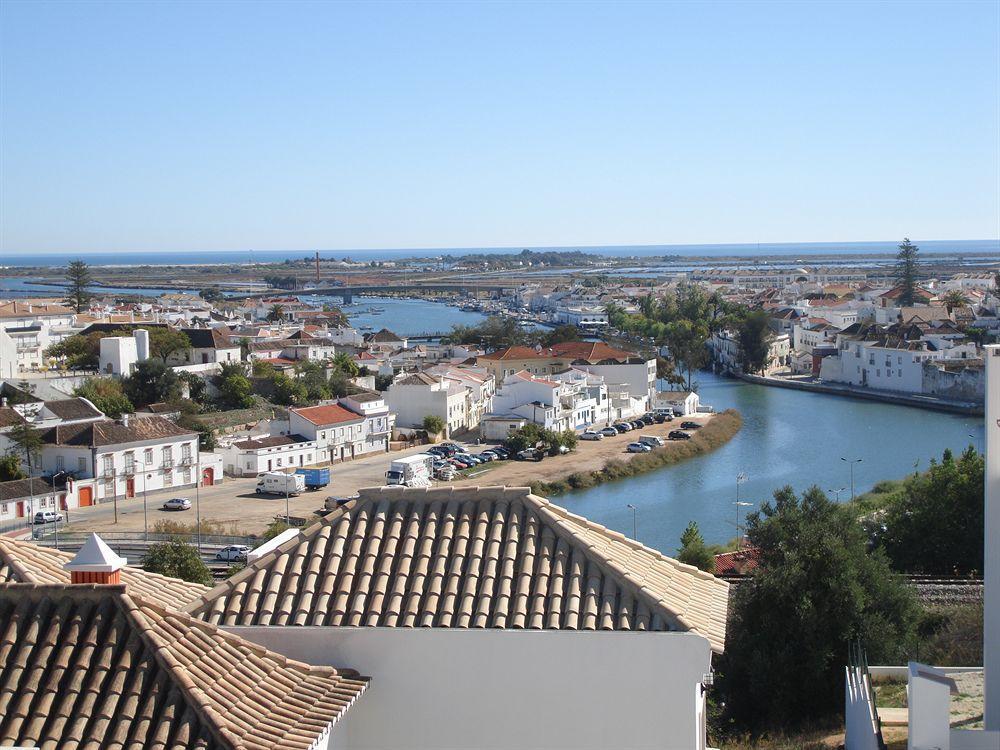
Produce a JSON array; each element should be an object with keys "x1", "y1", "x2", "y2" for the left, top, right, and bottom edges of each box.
[
  {"x1": 0, "y1": 301, "x2": 77, "y2": 373},
  {"x1": 222, "y1": 434, "x2": 319, "y2": 477},
  {"x1": 654, "y1": 390, "x2": 700, "y2": 416},
  {"x1": 37, "y1": 415, "x2": 203, "y2": 502},
  {"x1": 385, "y1": 372, "x2": 468, "y2": 437},
  {"x1": 183, "y1": 485, "x2": 730, "y2": 750},
  {"x1": 286, "y1": 393, "x2": 393, "y2": 463}
]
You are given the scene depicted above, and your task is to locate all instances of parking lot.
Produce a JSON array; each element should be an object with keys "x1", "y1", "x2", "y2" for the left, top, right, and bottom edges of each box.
[{"x1": 44, "y1": 414, "x2": 714, "y2": 537}]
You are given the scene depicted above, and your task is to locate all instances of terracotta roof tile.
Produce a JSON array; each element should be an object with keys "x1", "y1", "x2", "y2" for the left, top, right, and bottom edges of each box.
[
  {"x1": 0, "y1": 537, "x2": 208, "y2": 611},
  {"x1": 0, "y1": 584, "x2": 368, "y2": 749},
  {"x1": 291, "y1": 404, "x2": 362, "y2": 426},
  {"x1": 186, "y1": 486, "x2": 729, "y2": 653}
]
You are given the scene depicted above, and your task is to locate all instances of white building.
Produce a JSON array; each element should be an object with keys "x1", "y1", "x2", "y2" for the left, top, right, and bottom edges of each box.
[
  {"x1": 286, "y1": 393, "x2": 393, "y2": 463},
  {"x1": 222, "y1": 434, "x2": 319, "y2": 477},
  {"x1": 37, "y1": 415, "x2": 203, "y2": 503},
  {"x1": 187, "y1": 485, "x2": 730, "y2": 750},
  {"x1": 0, "y1": 301, "x2": 78, "y2": 373},
  {"x1": 99, "y1": 328, "x2": 150, "y2": 376},
  {"x1": 654, "y1": 390, "x2": 700, "y2": 416},
  {"x1": 710, "y1": 330, "x2": 791, "y2": 375},
  {"x1": 386, "y1": 366, "x2": 495, "y2": 437}
]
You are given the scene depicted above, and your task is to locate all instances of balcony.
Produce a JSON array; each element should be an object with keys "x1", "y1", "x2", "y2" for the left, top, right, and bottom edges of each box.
[{"x1": 162, "y1": 460, "x2": 174, "y2": 469}]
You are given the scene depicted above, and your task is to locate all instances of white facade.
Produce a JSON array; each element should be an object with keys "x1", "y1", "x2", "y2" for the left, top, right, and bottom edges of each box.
[
  {"x1": 231, "y1": 627, "x2": 715, "y2": 750},
  {"x1": 654, "y1": 391, "x2": 700, "y2": 416},
  {"x1": 287, "y1": 396, "x2": 393, "y2": 463},
  {"x1": 99, "y1": 336, "x2": 139, "y2": 376},
  {"x1": 385, "y1": 375, "x2": 468, "y2": 437},
  {"x1": 221, "y1": 435, "x2": 319, "y2": 477}
]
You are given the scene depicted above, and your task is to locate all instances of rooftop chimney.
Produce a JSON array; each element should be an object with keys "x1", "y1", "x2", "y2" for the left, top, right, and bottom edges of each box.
[
  {"x1": 64, "y1": 533, "x2": 127, "y2": 585},
  {"x1": 121, "y1": 413, "x2": 130, "y2": 428}
]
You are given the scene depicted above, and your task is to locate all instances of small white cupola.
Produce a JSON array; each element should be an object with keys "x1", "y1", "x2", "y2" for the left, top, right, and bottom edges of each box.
[{"x1": 63, "y1": 532, "x2": 127, "y2": 585}]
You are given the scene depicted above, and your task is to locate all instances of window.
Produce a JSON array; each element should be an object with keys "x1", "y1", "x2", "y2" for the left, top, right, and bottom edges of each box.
[
  {"x1": 162, "y1": 446, "x2": 173, "y2": 467},
  {"x1": 181, "y1": 468, "x2": 191, "y2": 485},
  {"x1": 78, "y1": 457, "x2": 87, "y2": 474},
  {"x1": 1, "y1": 503, "x2": 7, "y2": 515},
  {"x1": 163, "y1": 470, "x2": 173, "y2": 487},
  {"x1": 181, "y1": 442, "x2": 193, "y2": 462},
  {"x1": 124, "y1": 452, "x2": 135, "y2": 475},
  {"x1": 144, "y1": 449, "x2": 153, "y2": 464},
  {"x1": 102, "y1": 455, "x2": 114, "y2": 477},
  {"x1": 56, "y1": 455, "x2": 65, "y2": 471}
]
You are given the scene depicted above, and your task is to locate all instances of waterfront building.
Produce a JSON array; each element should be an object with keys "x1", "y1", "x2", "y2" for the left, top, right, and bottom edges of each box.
[{"x1": 286, "y1": 392, "x2": 393, "y2": 463}]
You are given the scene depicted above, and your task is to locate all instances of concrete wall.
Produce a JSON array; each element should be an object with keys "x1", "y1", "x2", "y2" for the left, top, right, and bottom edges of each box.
[
  {"x1": 922, "y1": 363, "x2": 986, "y2": 402},
  {"x1": 228, "y1": 627, "x2": 713, "y2": 750}
]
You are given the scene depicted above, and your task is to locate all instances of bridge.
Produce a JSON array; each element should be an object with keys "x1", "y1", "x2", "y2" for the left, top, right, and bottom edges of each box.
[{"x1": 243, "y1": 281, "x2": 511, "y2": 304}]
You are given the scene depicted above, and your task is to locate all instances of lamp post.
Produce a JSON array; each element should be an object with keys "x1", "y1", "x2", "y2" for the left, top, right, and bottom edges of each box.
[
  {"x1": 734, "y1": 501, "x2": 754, "y2": 550},
  {"x1": 50, "y1": 470, "x2": 68, "y2": 550},
  {"x1": 734, "y1": 472, "x2": 749, "y2": 547},
  {"x1": 626, "y1": 503, "x2": 637, "y2": 541},
  {"x1": 841, "y1": 457, "x2": 863, "y2": 501},
  {"x1": 195, "y1": 453, "x2": 202, "y2": 554},
  {"x1": 828, "y1": 486, "x2": 847, "y2": 502},
  {"x1": 135, "y1": 461, "x2": 150, "y2": 541}
]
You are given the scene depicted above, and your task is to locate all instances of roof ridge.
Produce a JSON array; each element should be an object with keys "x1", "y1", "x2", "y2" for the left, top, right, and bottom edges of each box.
[{"x1": 118, "y1": 590, "x2": 248, "y2": 750}]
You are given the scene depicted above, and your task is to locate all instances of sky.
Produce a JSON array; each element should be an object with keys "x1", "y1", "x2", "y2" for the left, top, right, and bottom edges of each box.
[{"x1": 1, "y1": 0, "x2": 998, "y2": 255}]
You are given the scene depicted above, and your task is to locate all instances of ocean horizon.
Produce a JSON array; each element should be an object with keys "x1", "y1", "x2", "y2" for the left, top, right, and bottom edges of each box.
[{"x1": 2, "y1": 239, "x2": 998, "y2": 268}]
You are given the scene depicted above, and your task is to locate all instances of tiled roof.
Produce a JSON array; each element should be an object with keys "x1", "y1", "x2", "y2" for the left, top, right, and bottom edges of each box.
[
  {"x1": 0, "y1": 407, "x2": 25, "y2": 428},
  {"x1": 186, "y1": 486, "x2": 729, "y2": 653},
  {"x1": 478, "y1": 346, "x2": 547, "y2": 361},
  {"x1": 39, "y1": 415, "x2": 196, "y2": 448},
  {"x1": 233, "y1": 434, "x2": 311, "y2": 450},
  {"x1": 0, "y1": 301, "x2": 74, "y2": 319},
  {"x1": 0, "y1": 584, "x2": 368, "y2": 749},
  {"x1": 548, "y1": 341, "x2": 639, "y2": 362},
  {"x1": 366, "y1": 328, "x2": 404, "y2": 342},
  {"x1": 292, "y1": 404, "x2": 362, "y2": 426},
  {"x1": 181, "y1": 327, "x2": 237, "y2": 349},
  {"x1": 0, "y1": 477, "x2": 62, "y2": 503},
  {"x1": 713, "y1": 547, "x2": 762, "y2": 577},
  {"x1": 0, "y1": 537, "x2": 209, "y2": 610},
  {"x1": 42, "y1": 397, "x2": 103, "y2": 421}
]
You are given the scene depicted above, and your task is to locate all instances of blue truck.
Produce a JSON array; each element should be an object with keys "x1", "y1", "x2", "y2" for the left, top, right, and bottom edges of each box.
[{"x1": 294, "y1": 468, "x2": 330, "y2": 490}]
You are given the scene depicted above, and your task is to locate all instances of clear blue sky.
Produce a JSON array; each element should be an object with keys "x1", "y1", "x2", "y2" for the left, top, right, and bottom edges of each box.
[{"x1": 1, "y1": 0, "x2": 997, "y2": 254}]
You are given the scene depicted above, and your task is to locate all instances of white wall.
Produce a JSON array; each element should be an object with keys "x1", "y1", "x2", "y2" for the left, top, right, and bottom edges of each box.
[{"x1": 228, "y1": 627, "x2": 713, "y2": 750}]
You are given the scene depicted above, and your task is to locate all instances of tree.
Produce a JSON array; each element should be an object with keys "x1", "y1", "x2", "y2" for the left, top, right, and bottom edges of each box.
[
  {"x1": 875, "y1": 447, "x2": 984, "y2": 575},
  {"x1": 271, "y1": 373, "x2": 308, "y2": 405},
  {"x1": 44, "y1": 331, "x2": 104, "y2": 369},
  {"x1": 332, "y1": 352, "x2": 359, "y2": 377},
  {"x1": 664, "y1": 319, "x2": 709, "y2": 390},
  {"x1": 147, "y1": 328, "x2": 191, "y2": 362},
  {"x1": 0, "y1": 454, "x2": 26, "y2": 482},
  {"x1": 64, "y1": 260, "x2": 93, "y2": 313},
  {"x1": 7, "y1": 422, "x2": 44, "y2": 476},
  {"x1": 219, "y1": 362, "x2": 256, "y2": 409},
  {"x1": 199, "y1": 286, "x2": 224, "y2": 302},
  {"x1": 257, "y1": 519, "x2": 291, "y2": 544},
  {"x1": 895, "y1": 237, "x2": 921, "y2": 307},
  {"x1": 720, "y1": 486, "x2": 917, "y2": 728},
  {"x1": 542, "y1": 325, "x2": 582, "y2": 346},
  {"x1": 423, "y1": 414, "x2": 445, "y2": 435},
  {"x1": 941, "y1": 289, "x2": 969, "y2": 313},
  {"x1": 74, "y1": 377, "x2": 133, "y2": 419},
  {"x1": 266, "y1": 304, "x2": 286, "y2": 322},
  {"x1": 123, "y1": 360, "x2": 182, "y2": 406},
  {"x1": 297, "y1": 361, "x2": 331, "y2": 401},
  {"x1": 736, "y1": 310, "x2": 773, "y2": 374},
  {"x1": 142, "y1": 539, "x2": 213, "y2": 585},
  {"x1": 177, "y1": 414, "x2": 217, "y2": 451},
  {"x1": 676, "y1": 521, "x2": 715, "y2": 572}
]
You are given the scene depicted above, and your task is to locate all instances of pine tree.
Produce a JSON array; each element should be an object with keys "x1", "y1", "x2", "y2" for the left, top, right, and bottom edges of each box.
[
  {"x1": 64, "y1": 260, "x2": 93, "y2": 313},
  {"x1": 895, "y1": 238, "x2": 920, "y2": 307}
]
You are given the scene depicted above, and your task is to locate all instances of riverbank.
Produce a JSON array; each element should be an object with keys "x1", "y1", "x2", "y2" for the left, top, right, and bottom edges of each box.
[
  {"x1": 487, "y1": 409, "x2": 744, "y2": 497},
  {"x1": 739, "y1": 373, "x2": 983, "y2": 416}
]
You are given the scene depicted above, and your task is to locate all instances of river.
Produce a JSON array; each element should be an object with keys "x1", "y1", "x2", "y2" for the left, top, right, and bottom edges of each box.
[{"x1": 558, "y1": 370, "x2": 985, "y2": 553}]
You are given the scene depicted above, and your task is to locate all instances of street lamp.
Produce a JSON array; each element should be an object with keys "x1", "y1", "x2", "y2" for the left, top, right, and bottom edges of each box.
[
  {"x1": 734, "y1": 500, "x2": 754, "y2": 550},
  {"x1": 626, "y1": 503, "x2": 637, "y2": 541},
  {"x1": 134, "y1": 461, "x2": 151, "y2": 541},
  {"x1": 841, "y1": 457, "x2": 863, "y2": 501},
  {"x1": 828, "y1": 486, "x2": 847, "y2": 502}
]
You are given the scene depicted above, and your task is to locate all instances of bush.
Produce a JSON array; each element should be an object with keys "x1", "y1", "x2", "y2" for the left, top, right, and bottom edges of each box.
[
  {"x1": 74, "y1": 377, "x2": 133, "y2": 419},
  {"x1": 718, "y1": 486, "x2": 918, "y2": 731},
  {"x1": 422, "y1": 415, "x2": 446, "y2": 435},
  {"x1": 141, "y1": 539, "x2": 213, "y2": 585},
  {"x1": 677, "y1": 521, "x2": 715, "y2": 572}
]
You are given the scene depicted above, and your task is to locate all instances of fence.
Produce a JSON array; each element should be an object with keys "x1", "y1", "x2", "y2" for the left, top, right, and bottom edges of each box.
[{"x1": 31, "y1": 530, "x2": 256, "y2": 549}]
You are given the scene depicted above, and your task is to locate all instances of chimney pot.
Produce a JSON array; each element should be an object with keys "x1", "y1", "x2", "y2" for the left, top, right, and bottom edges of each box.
[{"x1": 64, "y1": 532, "x2": 127, "y2": 586}]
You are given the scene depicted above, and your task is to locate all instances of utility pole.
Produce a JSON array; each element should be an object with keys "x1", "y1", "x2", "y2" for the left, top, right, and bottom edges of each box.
[
  {"x1": 626, "y1": 504, "x2": 637, "y2": 541},
  {"x1": 735, "y1": 472, "x2": 748, "y2": 549},
  {"x1": 195, "y1": 454, "x2": 202, "y2": 554}
]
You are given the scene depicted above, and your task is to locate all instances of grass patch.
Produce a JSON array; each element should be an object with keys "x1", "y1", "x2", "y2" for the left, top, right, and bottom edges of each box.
[
  {"x1": 913, "y1": 602, "x2": 983, "y2": 666},
  {"x1": 872, "y1": 678, "x2": 908, "y2": 708},
  {"x1": 529, "y1": 409, "x2": 743, "y2": 496}
]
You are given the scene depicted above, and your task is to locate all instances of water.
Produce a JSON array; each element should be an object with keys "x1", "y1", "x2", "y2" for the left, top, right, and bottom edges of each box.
[
  {"x1": 3, "y1": 239, "x2": 997, "y2": 267},
  {"x1": 314, "y1": 295, "x2": 487, "y2": 337},
  {"x1": 559, "y1": 370, "x2": 985, "y2": 555}
]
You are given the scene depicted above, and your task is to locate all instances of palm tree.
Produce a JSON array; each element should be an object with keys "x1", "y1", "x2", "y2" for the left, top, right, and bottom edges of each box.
[
  {"x1": 941, "y1": 289, "x2": 969, "y2": 313},
  {"x1": 266, "y1": 304, "x2": 286, "y2": 322}
]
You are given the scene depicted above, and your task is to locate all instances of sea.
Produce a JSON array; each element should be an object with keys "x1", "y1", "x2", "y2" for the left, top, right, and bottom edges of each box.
[{"x1": 3, "y1": 239, "x2": 999, "y2": 268}]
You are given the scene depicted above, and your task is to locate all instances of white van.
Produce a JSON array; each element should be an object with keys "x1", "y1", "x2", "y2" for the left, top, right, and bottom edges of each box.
[{"x1": 638, "y1": 435, "x2": 665, "y2": 448}]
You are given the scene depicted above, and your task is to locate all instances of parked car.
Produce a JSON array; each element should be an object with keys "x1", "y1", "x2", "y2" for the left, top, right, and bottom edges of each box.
[
  {"x1": 516, "y1": 448, "x2": 544, "y2": 461},
  {"x1": 33, "y1": 510, "x2": 63, "y2": 524},
  {"x1": 436, "y1": 466, "x2": 457, "y2": 480},
  {"x1": 626, "y1": 442, "x2": 652, "y2": 453},
  {"x1": 669, "y1": 430, "x2": 693, "y2": 440},
  {"x1": 216, "y1": 545, "x2": 251, "y2": 562},
  {"x1": 641, "y1": 414, "x2": 655, "y2": 425},
  {"x1": 162, "y1": 497, "x2": 192, "y2": 511},
  {"x1": 555, "y1": 444, "x2": 571, "y2": 455},
  {"x1": 681, "y1": 421, "x2": 701, "y2": 429},
  {"x1": 597, "y1": 426, "x2": 616, "y2": 437},
  {"x1": 580, "y1": 430, "x2": 603, "y2": 441},
  {"x1": 614, "y1": 423, "x2": 631, "y2": 433},
  {"x1": 631, "y1": 420, "x2": 645, "y2": 430},
  {"x1": 449, "y1": 458, "x2": 470, "y2": 469}
]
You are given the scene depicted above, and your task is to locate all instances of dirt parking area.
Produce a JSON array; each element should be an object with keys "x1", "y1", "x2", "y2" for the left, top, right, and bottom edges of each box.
[{"x1": 55, "y1": 414, "x2": 718, "y2": 537}]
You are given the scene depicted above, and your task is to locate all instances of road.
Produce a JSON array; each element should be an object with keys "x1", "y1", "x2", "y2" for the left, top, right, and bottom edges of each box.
[{"x1": 49, "y1": 414, "x2": 715, "y2": 537}]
